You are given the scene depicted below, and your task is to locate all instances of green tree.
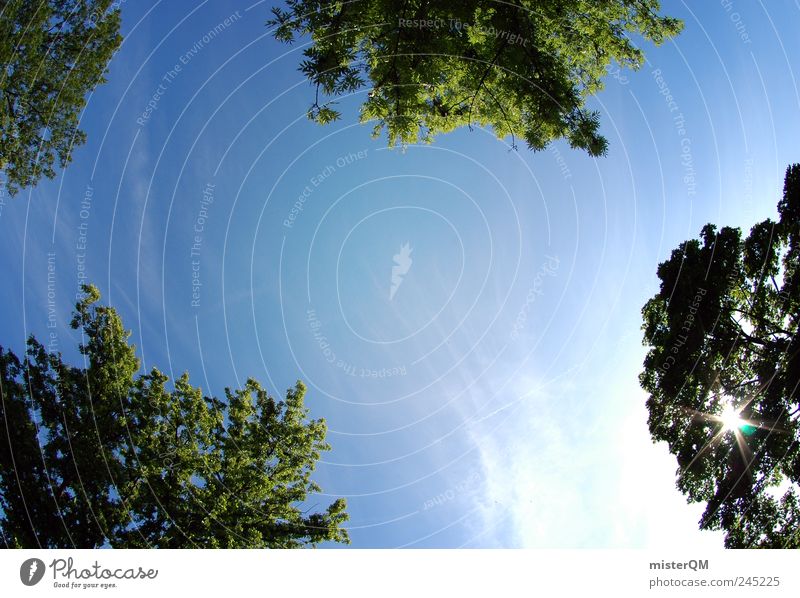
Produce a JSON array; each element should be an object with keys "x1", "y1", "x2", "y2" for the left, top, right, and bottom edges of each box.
[
  {"x1": 640, "y1": 165, "x2": 800, "y2": 548},
  {"x1": 0, "y1": 0, "x2": 122, "y2": 196},
  {"x1": 269, "y1": 0, "x2": 682, "y2": 155},
  {"x1": 0, "y1": 285, "x2": 349, "y2": 548}
]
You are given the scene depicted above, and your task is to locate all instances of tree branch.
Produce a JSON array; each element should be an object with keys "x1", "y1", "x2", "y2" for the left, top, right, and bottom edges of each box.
[
  {"x1": 467, "y1": 39, "x2": 509, "y2": 130},
  {"x1": 731, "y1": 308, "x2": 792, "y2": 336},
  {"x1": 4, "y1": 93, "x2": 16, "y2": 119},
  {"x1": 771, "y1": 275, "x2": 781, "y2": 294},
  {"x1": 482, "y1": 83, "x2": 517, "y2": 150}
]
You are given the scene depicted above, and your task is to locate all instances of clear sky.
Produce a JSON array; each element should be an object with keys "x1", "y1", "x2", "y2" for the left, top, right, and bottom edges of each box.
[{"x1": 2, "y1": 0, "x2": 799, "y2": 548}]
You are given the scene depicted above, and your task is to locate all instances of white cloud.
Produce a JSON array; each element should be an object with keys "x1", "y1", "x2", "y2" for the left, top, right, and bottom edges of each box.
[
  {"x1": 608, "y1": 397, "x2": 725, "y2": 549},
  {"x1": 466, "y1": 374, "x2": 725, "y2": 548}
]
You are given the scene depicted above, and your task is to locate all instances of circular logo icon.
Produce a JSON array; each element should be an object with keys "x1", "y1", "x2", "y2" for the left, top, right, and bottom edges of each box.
[{"x1": 20, "y1": 558, "x2": 46, "y2": 586}]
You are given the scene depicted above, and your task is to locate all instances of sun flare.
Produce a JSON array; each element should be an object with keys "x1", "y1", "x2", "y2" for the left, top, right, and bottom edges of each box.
[{"x1": 719, "y1": 404, "x2": 744, "y2": 432}]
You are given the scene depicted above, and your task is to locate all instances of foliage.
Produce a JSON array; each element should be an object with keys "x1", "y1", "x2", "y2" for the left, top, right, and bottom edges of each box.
[
  {"x1": 0, "y1": 285, "x2": 349, "y2": 548},
  {"x1": 640, "y1": 165, "x2": 800, "y2": 548},
  {"x1": 0, "y1": 0, "x2": 122, "y2": 195},
  {"x1": 269, "y1": 0, "x2": 682, "y2": 155}
]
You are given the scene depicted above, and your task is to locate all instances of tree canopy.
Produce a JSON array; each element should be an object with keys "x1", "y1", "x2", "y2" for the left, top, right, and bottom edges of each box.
[
  {"x1": 0, "y1": 285, "x2": 349, "y2": 548},
  {"x1": 0, "y1": 0, "x2": 122, "y2": 196},
  {"x1": 269, "y1": 0, "x2": 682, "y2": 155},
  {"x1": 640, "y1": 165, "x2": 800, "y2": 548}
]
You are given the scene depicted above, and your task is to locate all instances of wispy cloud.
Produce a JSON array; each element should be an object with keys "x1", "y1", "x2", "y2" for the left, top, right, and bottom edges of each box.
[{"x1": 464, "y1": 371, "x2": 724, "y2": 548}]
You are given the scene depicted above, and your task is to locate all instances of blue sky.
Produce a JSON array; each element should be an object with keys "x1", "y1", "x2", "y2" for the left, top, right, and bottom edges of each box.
[{"x1": 2, "y1": 0, "x2": 800, "y2": 548}]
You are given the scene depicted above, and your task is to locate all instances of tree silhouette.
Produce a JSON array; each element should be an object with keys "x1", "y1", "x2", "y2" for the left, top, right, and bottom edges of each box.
[
  {"x1": 269, "y1": 0, "x2": 682, "y2": 155},
  {"x1": 0, "y1": 285, "x2": 349, "y2": 548},
  {"x1": 640, "y1": 165, "x2": 800, "y2": 548}
]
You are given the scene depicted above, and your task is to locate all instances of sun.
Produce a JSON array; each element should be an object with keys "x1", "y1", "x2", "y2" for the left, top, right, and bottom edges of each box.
[{"x1": 719, "y1": 404, "x2": 744, "y2": 432}]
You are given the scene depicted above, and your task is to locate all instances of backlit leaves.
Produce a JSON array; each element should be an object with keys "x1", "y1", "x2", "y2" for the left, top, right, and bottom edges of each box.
[{"x1": 269, "y1": 0, "x2": 682, "y2": 155}]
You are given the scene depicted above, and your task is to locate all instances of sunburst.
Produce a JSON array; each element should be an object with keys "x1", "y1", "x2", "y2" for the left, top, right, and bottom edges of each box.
[
  {"x1": 681, "y1": 396, "x2": 783, "y2": 478},
  {"x1": 718, "y1": 403, "x2": 746, "y2": 432}
]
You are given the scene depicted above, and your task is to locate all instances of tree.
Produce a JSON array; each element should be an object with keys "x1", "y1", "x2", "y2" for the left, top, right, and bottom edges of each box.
[
  {"x1": 269, "y1": 0, "x2": 682, "y2": 155},
  {"x1": 0, "y1": 285, "x2": 349, "y2": 548},
  {"x1": 0, "y1": 0, "x2": 122, "y2": 196},
  {"x1": 640, "y1": 165, "x2": 800, "y2": 548}
]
